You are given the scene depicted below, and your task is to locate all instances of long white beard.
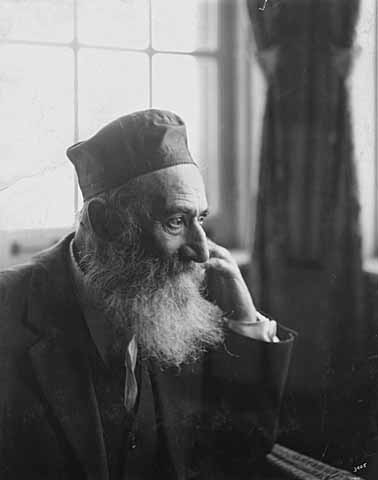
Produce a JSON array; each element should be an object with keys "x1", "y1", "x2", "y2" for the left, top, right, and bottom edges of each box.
[
  {"x1": 80, "y1": 235, "x2": 224, "y2": 368},
  {"x1": 126, "y1": 267, "x2": 224, "y2": 367}
]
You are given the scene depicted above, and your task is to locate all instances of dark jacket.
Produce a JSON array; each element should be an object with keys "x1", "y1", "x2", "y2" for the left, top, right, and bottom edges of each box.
[{"x1": 0, "y1": 235, "x2": 295, "y2": 479}]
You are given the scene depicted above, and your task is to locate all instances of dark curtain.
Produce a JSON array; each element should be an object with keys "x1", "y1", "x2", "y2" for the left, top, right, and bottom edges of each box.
[{"x1": 246, "y1": 0, "x2": 365, "y2": 469}]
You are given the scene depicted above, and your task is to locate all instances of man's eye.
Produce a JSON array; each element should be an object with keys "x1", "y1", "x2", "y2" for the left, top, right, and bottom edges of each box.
[
  {"x1": 166, "y1": 217, "x2": 184, "y2": 230},
  {"x1": 198, "y1": 216, "x2": 206, "y2": 225}
]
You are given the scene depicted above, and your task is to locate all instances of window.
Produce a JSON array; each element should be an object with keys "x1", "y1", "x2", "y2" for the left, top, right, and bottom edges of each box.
[
  {"x1": 0, "y1": 0, "x2": 221, "y2": 231},
  {"x1": 351, "y1": 0, "x2": 378, "y2": 259}
]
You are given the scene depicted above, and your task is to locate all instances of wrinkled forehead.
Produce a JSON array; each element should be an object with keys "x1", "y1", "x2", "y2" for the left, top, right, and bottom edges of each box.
[{"x1": 136, "y1": 164, "x2": 208, "y2": 215}]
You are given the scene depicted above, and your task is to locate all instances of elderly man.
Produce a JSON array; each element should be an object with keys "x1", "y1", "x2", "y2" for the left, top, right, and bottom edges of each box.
[{"x1": 0, "y1": 110, "x2": 295, "y2": 480}]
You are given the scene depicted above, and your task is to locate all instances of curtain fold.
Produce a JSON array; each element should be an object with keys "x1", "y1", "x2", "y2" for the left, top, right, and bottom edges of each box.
[{"x1": 247, "y1": 0, "x2": 364, "y2": 469}]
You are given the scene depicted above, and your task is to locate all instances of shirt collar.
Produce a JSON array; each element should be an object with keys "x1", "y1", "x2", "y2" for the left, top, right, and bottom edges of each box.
[{"x1": 69, "y1": 238, "x2": 135, "y2": 365}]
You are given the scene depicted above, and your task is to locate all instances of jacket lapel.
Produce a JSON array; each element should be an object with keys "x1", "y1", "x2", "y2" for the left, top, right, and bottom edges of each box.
[{"x1": 25, "y1": 234, "x2": 109, "y2": 480}]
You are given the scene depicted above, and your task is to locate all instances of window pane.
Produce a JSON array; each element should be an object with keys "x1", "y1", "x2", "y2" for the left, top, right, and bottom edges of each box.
[
  {"x1": 350, "y1": 0, "x2": 376, "y2": 256},
  {"x1": 0, "y1": 44, "x2": 74, "y2": 229},
  {"x1": 152, "y1": 54, "x2": 219, "y2": 211},
  {"x1": 0, "y1": 0, "x2": 73, "y2": 43},
  {"x1": 78, "y1": 49, "x2": 149, "y2": 138},
  {"x1": 0, "y1": 165, "x2": 75, "y2": 230},
  {"x1": 152, "y1": 0, "x2": 218, "y2": 52},
  {"x1": 78, "y1": 0, "x2": 149, "y2": 49}
]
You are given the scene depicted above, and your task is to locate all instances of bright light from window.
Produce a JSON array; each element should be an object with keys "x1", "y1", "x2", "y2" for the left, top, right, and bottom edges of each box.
[
  {"x1": 78, "y1": 0, "x2": 149, "y2": 49},
  {"x1": 78, "y1": 50, "x2": 149, "y2": 138},
  {"x1": 152, "y1": 54, "x2": 219, "y2": 209},
  {"x1": 350, "y1": 0, "x2": 376, "y2": 257},
  {"x1": 0, "y1": 44, "x2": 74, "y2": 229},
  {"x1": 0, "y1": 165, "x2": 75, "y2": 230},
  {"x1": 152, "y1": 0, "x2": 218, "y2": 52},
  {"x1": 0, "y1": 0, "x2": 74, "y2": 43},
  {"x1": 0, "y1": 0, "x2": 220, "y2": 230}
]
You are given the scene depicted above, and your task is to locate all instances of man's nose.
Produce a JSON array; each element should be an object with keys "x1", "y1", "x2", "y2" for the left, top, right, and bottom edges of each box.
[{"x1": 182, "y1": 224, "x2": 209, "y2": 263}]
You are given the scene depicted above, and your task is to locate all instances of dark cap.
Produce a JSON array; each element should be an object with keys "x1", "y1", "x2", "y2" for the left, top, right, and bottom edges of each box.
[{"x1": 66, "y1": 109, "x2": 197, "y2": 200}]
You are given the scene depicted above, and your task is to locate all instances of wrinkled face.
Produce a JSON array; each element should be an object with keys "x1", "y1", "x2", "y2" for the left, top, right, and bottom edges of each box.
[{"x1": 140, "y1": 164, "x2": 210, "y2": 263}]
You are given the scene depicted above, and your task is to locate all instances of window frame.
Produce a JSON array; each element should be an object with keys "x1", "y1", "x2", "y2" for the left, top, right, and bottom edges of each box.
[
  {"x1": 349, "y1": 0, "x2": 378, "y2": 261},
  {"x1": 0, "y1": 0, "x2": 253, "y2": 269},
  {"x1": 375, "y1": 1, "x2": 378, "y2": 258}
]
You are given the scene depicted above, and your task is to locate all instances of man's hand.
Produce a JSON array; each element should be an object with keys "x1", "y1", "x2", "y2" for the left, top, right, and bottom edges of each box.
[
  {"x1": 205, "y1": 239, "x2": 257, "y2": 323},
  {"x1": 205, "y1": 239, "x2": 278, "y2": 342}
]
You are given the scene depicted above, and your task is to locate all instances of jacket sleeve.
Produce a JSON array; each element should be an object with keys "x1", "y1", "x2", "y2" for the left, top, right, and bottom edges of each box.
[{"x1": 197, "y1": 324, "x2": 295, "y2": 478}]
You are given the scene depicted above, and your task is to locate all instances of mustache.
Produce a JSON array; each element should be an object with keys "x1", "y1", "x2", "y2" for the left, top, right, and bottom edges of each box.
[{"x1": 79, "y1": 233, "x2": 205, "y2": 301}]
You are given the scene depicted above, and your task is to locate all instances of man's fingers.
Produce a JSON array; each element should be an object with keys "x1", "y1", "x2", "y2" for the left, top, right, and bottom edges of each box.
[
  {"x1": 206, "y1": 257, "x2": 236, "y2": 278},
  {"x1": 207, "y1": 239, "x2": 240, "y2": 276},
  {"x1": 256, "y1": 311, "x2": 270, "y2": 322},
  {"x1": 206, "y1": 257, "x2": 228, "y2": 270},
  {"x1": 205, "y1": 239, "x2": 258, "y2": 325},
  {"x1": 207, "y1": 239, "x2": 233, "y2": 261}
]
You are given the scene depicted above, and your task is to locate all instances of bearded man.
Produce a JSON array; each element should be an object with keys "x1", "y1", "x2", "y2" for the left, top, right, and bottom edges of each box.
[{"x1": 0, "y1": 110, "x2": 295, "y2": 480}]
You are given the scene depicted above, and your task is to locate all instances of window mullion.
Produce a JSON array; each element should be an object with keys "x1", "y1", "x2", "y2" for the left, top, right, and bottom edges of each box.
[
  {"x1": 148, "y1": 0, "x2": 153, "y2": 108},
  {"x1": 73, "y1": 0, "x2": 79, "y2": 214},
  {"x1": 375, "y1": 0, "x2": 378, "y2": 255}
]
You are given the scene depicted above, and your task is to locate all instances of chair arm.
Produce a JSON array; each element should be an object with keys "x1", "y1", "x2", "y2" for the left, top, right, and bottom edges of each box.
[{"x1": 265, "y1": 444, "x2": 363, "y2": 480}]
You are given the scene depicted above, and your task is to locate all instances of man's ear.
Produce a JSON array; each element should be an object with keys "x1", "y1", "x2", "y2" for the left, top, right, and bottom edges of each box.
[{"x1": 87, "y1": 198, "x2": 123, "y2": 241}]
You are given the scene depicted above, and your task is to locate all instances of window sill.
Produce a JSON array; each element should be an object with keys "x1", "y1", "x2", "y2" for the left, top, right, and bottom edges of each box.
[
  {"x1": 229, "y1": 249, "x2": 251, "y2": 268},
  {"x1": 364, "y1": 258, "x2": 378, "y2": 292},
  {"x1": 364, "y1": 258, "x2": 378, "y2": 277}
]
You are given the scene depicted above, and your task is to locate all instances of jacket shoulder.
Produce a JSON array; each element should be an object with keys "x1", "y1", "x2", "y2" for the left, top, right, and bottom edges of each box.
[
  {"x1": 0, "y1": 263, "x2": 38, "y2": 394},
  {"x1": 0, "y1": 233, "x2": 74, "y2": 322},
  {"x1": 0, "y1": 262, "x2": 38, "y2": 354},
  {"x1": 0, "y1": 262, "x2": 35, "y2": 315}
]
